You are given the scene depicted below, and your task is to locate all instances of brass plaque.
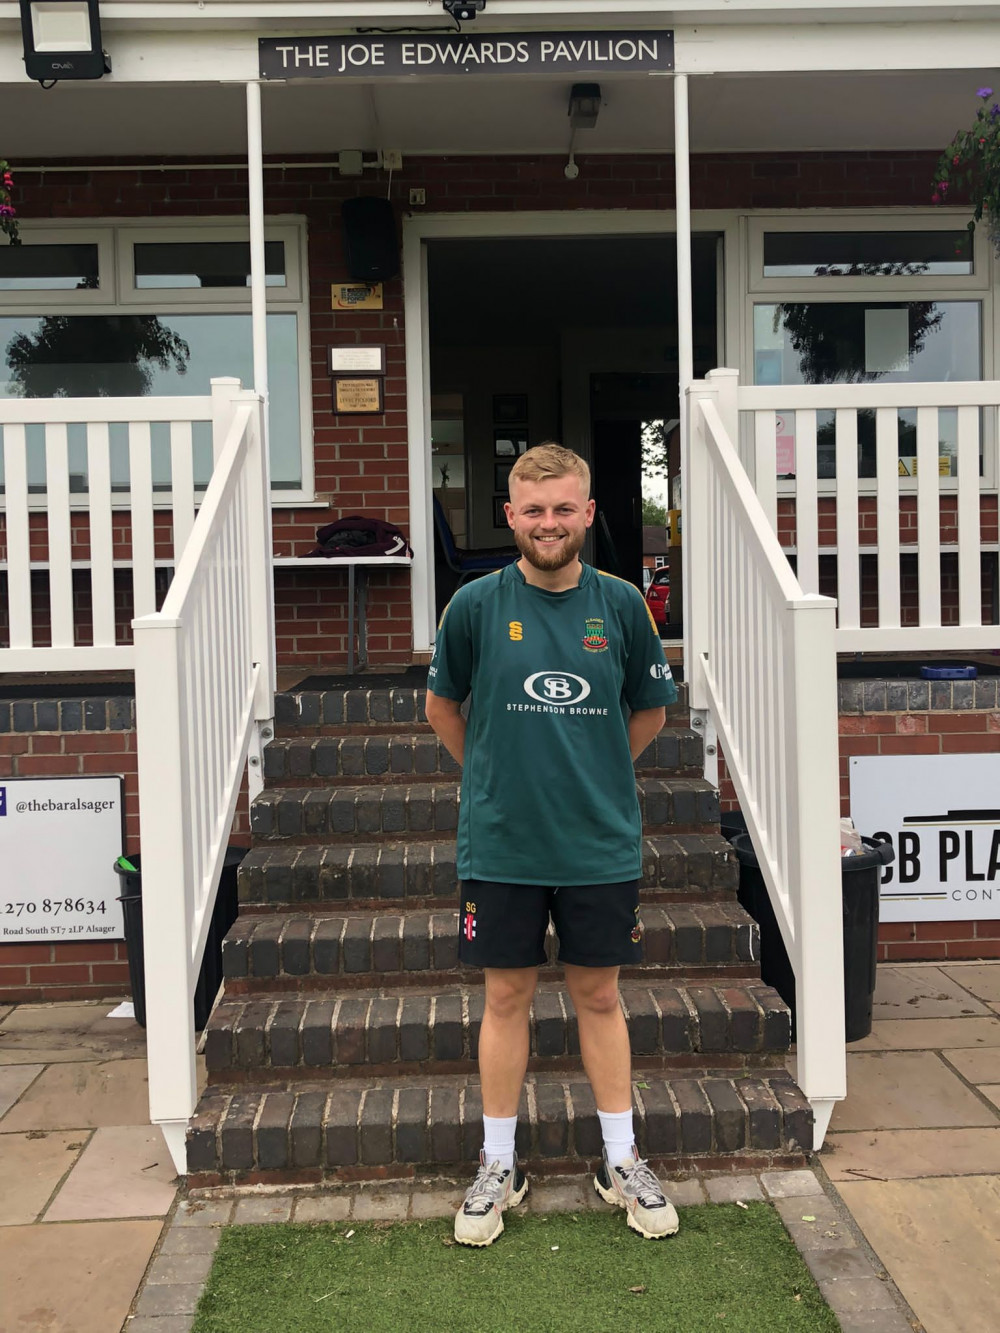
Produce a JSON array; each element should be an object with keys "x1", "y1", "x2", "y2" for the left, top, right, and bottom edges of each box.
[{"x1": 333, "y1": 376, "x2": 384, "y2": 414}]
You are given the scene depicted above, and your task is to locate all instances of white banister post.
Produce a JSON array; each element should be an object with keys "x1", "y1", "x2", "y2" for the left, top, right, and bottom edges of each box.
[
  {"x1": 133, "y1": 612, "x2": 195, "y2": 1175},
  {"x1": 684, "y1": 381, "x2": 715, "y2": 712},
  {"x1": 787, "y1": 595, "x2": 846, "y2": 1147},
  {"x1": 210, "y1": 377, "x2": 241, "y2": 467},
  {"x1": 706, "y1": 368, "x2": 740, "y2": 449}
]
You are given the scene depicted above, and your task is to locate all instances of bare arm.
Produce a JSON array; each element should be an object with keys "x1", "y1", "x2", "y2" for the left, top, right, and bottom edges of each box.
[
  {"x1": 424, "y1": 691, "x2": 466, "y2": 767},
  {"x1": 628, "y1": 706, "x2": 666, "y2": 762}
]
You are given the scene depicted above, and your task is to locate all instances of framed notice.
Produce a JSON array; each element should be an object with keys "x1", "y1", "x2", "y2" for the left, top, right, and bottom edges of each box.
[
  {"x1": 329, "y1": 345, "x2": 386, "y2": 375},
  {"x1": 493, "y1": 496, "x2": 510, "y2": 528},
  {"x1": 333, "y1": 376, "x2": 384, "y2": 414},
  {"x1": 0, "y1": 776, "x2": 125, "y2": 941},
  {"x1": 850, "y1": 754, "x2": 1000, "y2": 922}
]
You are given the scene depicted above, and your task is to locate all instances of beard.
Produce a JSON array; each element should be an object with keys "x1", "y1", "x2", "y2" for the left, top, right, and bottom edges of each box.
[{"x1": 513, "y1": 526, "x2": 586, "y2": 571}]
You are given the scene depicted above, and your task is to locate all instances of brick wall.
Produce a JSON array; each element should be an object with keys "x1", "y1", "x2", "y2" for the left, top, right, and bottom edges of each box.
[
  {"x1": 6, "y1": 147, "x2": 950, "y2": 669},
  {"x1": 718, "y1": 674, "x2": 1000, "y2": 962},
  {"x1": 0, "y1": 694, "x2": 249, "y2": 1002}
]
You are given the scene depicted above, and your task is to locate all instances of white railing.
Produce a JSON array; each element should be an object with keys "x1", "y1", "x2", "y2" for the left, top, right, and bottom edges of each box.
[
  {"x1": 132, "y1": 379, "x2": 273, "y2": 1174},
  {"x1": 687, "y1": 369, "x2": 845, "y2": 1147},
  {"x1": 0, "y1": 393, "x2": 218, "y2": 671},
  {"x1": 737, "y1": 381, "x2": 1000, "y2": 652}
]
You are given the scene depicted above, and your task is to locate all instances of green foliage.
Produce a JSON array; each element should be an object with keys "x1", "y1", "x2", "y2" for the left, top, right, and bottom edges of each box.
[
  {"x1": 642, "y1": 496, "x2": 669, "y2": 527},
  {"x1": 934, "y1": 87, "x2": 1000, "y2": 235},
  {"x1": 0, "y1": 160, "x2": 19, "y2": 245},
  {"x1": 192, "y1": 1206, "x2": 841, "y2": 1333}
]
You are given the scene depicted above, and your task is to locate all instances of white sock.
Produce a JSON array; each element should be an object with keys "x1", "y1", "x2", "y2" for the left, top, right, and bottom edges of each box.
[
  {"x1": 598, "y1": 1108, "x2": 636, "y2": 1167},
  {"x1": 482, "y1": 1114, "x2": 518, "y2": 1173}
]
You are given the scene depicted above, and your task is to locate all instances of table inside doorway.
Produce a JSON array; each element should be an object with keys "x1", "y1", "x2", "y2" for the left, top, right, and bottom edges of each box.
[{"x1": 273, "y1": 555, "x2": 413, "y2": 674}]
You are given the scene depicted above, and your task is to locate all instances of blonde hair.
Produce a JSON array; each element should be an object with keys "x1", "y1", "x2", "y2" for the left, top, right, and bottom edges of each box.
[{"x1": 509, "y1": 443, "x2": 590, "y2": 496}]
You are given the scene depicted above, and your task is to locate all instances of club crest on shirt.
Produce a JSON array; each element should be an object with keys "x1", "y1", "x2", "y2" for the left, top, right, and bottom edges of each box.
[{"x1": 582, "y1": 617, "x2": 609, "y2": 653}]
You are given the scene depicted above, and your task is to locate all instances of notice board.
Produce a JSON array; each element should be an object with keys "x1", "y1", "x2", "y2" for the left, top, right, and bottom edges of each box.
[
  {"x1": 850, "y1": 754, "x2": 1000, "y2": 923},
  {"x1": 0, "y1": 776, "x2": 125, "y2": 942}
]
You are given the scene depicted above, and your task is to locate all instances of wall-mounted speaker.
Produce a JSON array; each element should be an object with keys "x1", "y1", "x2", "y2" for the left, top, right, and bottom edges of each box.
[{"x1": 341, "y1": 196, "x2": 400, "y2": 283}]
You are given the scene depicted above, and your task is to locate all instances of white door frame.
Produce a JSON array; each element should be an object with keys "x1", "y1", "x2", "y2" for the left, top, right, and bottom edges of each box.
[{"x1": 403, "y1": 207, "x2": 742, "y2": 653}]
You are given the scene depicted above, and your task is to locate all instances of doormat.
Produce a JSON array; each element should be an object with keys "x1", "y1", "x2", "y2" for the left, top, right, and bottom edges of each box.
[{"x1": 290, "y1": 666, "x2": 429, "y2": 692}]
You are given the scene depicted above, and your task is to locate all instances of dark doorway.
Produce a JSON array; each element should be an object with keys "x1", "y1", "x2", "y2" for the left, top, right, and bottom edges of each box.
[{"x1": 591, "y1": 371, "x2": 674, "y2": 590}]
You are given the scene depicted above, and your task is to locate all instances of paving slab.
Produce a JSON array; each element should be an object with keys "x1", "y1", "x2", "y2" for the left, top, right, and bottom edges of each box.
[
  {"x1": 352, "y1": 1190, "x2": 410, "y2": 1221},
  {"x1": 704, "y1": 1175, "x2": 764, "y2": 1202},
  {"x1": 174, "y1": 1197, "x2": 233, "y2": 1227},
  {"x1": 773, "y1": 1195, "x2": 857, "y2": 1251},
  {"x1": 982, "y1": 1086, "x2": 1000, "y2": 1112},
  {"x1": 836, "y1": 1176, "x2": 1000, "y2": 1333},
  {"x1": 232, "y1": 1195, "x2": 294, "y2": 1224},
  {"x1": 941, "y1": 964, "x2": 1000, "y2": 1004},
  {"x1": 0, "y1": 1130, "x2": 87, "y2": 1225},
  {"x1": 0, "y1": 1002, "x2": 109, "y2": 1032},
  {"x1": 0, "y1": 1219, "x2": 162, "y2": 1333},
  {"x1": 665, "y1": 1178, "x2": 707, "y2": 1206},
  {"x1": 816, "y1": 1275, "x2": 898, "y2": 1313},
  {"x1": 144, "y1": 1251, "x2": 215, "y2": 1286},
  {"x1": 525, "y1": 1178, "x2": 592, "y2": 1212},
  {"x1": 0, "y1": 1063, "x2": 43, "y2": 1119},
  {"x1": 408, "y1": 1191, "x2": 461, "y2": 1220},
  {"x1": 834, "y1": 1315, "x2": 917, "y2": 1333},
  {"x1": 872, "y1": 967, "x2": 991, "y2": 1020},
  {"x1": 824, "y1": 1127, "x2": 1000, "y2": 1181},
  {"x1": 159, "y1": 1224, "x2": 223, "y2": 1255},
  {"x1": 760, "y1": 1170, "x2": 824, "y2": 1199},
  {"x1": 294, "y1": 1194, "x2": 354, "y2": 1223},
  {"x1": 134, "y1": 1281, "x2": 203, "y2": 1318},
  {"x1": 0, "y1": 1058, "x2": 150, "y2": 1131},
  {"x1": 121, "y1": 1318, "x2": 194, "y2": 1333},
  {"x1": 942, "y1": 1046, "x2": 1000, "y2": 1084},
  {"x1": 829, "y1": 1051, "x2": 998, "y2": 1132},
  {"x1": 44, "y1": 1125, "x2": 178, "y2": 1221},
  {"x1": 851, "y1": 1017, "x2": 1000, "y2": 1051}
]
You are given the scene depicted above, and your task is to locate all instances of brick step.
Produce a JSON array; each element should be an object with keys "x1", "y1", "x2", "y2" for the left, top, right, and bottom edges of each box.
[
  {"x1": 202, "y1": 981, "x2": 790, "y2": 1079},
  {"x1": 262, "y1": 728, "x2": 704, "y2": 786},
  {"x1": 273, "y1": 681, "x2": 691, "y2": 736},
  {"x1": 186, "y1": 1068, "x2": 812, "y2": 1183},
  {"x1": 222, "y1": 902, "x2": 759, "y2": 993},
  {"x1": 249, "y1": 778, "x2": 720, "y2": 842},
  {"x1": 237, "y1": 833, "x2": 738, "y2": 908}
]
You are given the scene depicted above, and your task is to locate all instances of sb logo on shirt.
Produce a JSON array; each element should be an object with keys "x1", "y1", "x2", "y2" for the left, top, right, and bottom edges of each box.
[{"x1": 508, "y1": 621, "x2": 523, "y2": 641}]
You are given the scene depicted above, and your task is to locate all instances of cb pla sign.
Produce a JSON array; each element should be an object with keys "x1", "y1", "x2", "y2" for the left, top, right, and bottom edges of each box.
[{"x1": 850, "y1": 754, "x2": 1000, "y2": 923}]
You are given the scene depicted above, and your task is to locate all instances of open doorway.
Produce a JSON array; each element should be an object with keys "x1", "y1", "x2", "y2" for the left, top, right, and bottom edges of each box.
[{"x1": 427, "y1": 234, "x2": 720, "y2": 615}]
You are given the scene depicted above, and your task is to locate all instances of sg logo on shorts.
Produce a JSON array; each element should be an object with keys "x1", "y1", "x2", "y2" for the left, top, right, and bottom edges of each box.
[{"x1": 523, "y1": 672, "x2": 591, "y2": 705}]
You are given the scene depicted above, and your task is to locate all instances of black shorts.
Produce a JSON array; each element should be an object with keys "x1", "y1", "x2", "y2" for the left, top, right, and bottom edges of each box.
[{"x1": 457, "y1": 878, "x2": 643, "y2": 970}]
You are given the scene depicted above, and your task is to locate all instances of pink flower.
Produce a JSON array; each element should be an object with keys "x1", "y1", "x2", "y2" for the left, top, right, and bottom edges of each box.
[{"x1": 931, "y1": 192, "x2": 941, "y2": 204}]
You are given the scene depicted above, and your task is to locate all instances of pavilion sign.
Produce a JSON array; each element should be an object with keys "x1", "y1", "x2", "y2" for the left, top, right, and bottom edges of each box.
[{"x1": 258, "y1": 32, "x2": 674, "y2": 79}]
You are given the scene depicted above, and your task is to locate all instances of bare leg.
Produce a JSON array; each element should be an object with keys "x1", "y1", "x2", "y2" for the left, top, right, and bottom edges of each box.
[
  {"x1": 564, "y1": 963, "x2": 632, "y2": 1112},
  {"x1": 478, "y1": 967, "x2": 539, "y2": 1117}
]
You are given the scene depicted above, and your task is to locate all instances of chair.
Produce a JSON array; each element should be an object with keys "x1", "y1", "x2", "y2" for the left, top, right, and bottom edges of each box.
[{"x1": 432, "y1": 495, "x2": 518, "y2": 586}]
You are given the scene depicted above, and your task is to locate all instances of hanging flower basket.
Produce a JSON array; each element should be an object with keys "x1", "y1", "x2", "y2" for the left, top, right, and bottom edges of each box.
[
  {"x1": 0, "y1": 160, "x2": 19, "y2": 245},
  {"x1": 933, "y1": 87, "x2": 1000, "y2": 251}
]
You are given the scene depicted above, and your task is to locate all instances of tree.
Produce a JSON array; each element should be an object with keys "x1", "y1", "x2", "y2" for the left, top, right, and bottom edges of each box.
[{"x1": 642, "y1": 495, "x2": 669, "y2": 527}]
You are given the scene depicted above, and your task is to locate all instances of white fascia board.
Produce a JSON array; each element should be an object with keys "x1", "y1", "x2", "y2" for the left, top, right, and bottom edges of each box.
[{"x1": 0, "y1": 19, "x2": 997, "y2": 82}]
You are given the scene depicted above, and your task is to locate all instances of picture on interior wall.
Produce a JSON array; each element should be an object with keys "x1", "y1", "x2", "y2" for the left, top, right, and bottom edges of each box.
[
  {"x1": 494, "y1": 430, "x2": 528, "y2": 457},
  {"x1": 493, "y1": 394, "x2": 528, "y2": 423},
  {"x1": 493, "y1": 496, "x2": 510, "y2": 527},
  {"x1": 495, "y1": 462, "x2": 513, "y2": 492}
]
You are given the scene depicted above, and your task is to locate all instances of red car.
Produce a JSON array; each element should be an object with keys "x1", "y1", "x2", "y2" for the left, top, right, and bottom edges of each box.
[{"x1": 645, "y1": 567, "x2": 670, "y2": 630}]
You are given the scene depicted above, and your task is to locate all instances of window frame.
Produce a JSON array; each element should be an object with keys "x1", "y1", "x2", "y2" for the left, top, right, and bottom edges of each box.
[
  {"x1": 747, "y1": 213, "x2": 990, "y2": 296},
  {"x1": 0, "y1": 216, "x2": 315, "y2": 505},
  {"x1": 742, "y1": 210, "x2": 996, "y2": 495},
  {"x1": 0, "y1": 227, "x2": 114, "y2": 305}
]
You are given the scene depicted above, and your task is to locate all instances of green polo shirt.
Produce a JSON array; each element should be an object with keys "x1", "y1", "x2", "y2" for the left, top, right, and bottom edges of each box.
[{"x1": 428, "y1": 561, "x2": 677, "y2": 886}]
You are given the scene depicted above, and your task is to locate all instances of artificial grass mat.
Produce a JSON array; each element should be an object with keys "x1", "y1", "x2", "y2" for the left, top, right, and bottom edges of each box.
[{"x1": 191, "y1": 1203, "x2": 840, "y2": 1333}]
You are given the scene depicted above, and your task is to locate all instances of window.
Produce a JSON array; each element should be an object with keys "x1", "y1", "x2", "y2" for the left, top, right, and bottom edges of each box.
[
  {"x1": 0, "y1": 220, "x2": 312, "y2": 501},
  {"x1": 747, "y1": 217, "x2": 991, "y2": 484}
]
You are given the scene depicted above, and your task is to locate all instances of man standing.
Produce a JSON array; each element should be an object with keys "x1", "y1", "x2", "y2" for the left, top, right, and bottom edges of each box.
[{"x1": 424, "y1": 443, "x2": 680, "y2": 1248}]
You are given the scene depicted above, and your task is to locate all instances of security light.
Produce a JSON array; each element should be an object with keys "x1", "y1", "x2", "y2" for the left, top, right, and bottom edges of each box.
[
  {"x1": 443, "y1": 0, "x2": 485, "y2": 21},
  {"x1": 20, "y1": 0, "x2": 111, "y2": 83},
  {"x1": 568, "y1": 83, "x2": 602, "y2": 130}
]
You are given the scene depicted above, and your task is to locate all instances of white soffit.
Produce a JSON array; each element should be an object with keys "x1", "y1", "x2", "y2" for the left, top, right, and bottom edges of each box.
[{"x1": 0, "y1": 68, "x2": 997, "y2": 157}]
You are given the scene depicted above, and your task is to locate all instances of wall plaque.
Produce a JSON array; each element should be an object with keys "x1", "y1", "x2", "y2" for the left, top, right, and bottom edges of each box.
[{"x1": 334, "y1": 377, "x2": 384, "y2": 414}]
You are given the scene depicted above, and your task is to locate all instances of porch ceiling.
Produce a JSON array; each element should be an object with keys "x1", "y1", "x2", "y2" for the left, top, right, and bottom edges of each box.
[{"x1": 0, "y1": 67, "x2": 997, "y2": 160}]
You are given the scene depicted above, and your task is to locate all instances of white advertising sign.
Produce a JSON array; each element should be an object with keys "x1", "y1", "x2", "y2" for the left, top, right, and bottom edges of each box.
[
  {"x1": 0, "y1": 776, "x2": 125, "y2": 942},
  {"x1": 850, "y1": 755, "x2": 1000, "y2": 922}
]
